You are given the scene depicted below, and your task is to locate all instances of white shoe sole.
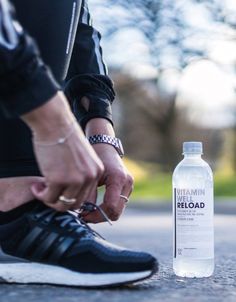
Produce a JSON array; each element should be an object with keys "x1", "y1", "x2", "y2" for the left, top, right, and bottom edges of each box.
[{"x1": 0, "y1": 263, "x2": 155, "y2": 287}]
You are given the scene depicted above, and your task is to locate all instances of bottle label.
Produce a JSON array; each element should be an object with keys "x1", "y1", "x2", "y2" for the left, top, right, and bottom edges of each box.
[{"x1": 174, "y1": 187, "x2": 214, "y2": 259}]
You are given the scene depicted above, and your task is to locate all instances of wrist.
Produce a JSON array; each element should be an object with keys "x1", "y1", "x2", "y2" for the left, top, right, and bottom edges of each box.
[
  {"x1": 85, "y1": 118, "x2": 115, "y2": 137},
  {"x1": 88, "y1": 134, "x2": 124, "y2": 158}
]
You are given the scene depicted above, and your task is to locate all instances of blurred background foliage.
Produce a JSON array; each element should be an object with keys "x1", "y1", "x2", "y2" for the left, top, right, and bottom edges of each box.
[{"x1": 90, "y1": 0, "x2": 236, "y2": 200}]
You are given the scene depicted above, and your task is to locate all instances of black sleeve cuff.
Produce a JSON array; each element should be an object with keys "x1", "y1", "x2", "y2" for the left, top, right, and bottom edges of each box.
[
  {"x1": 64, "y1": 74, "x2": 115, "y2": 129},
  {"x1": 73, "y1": 92, "x2": 113, "y2": 129}
]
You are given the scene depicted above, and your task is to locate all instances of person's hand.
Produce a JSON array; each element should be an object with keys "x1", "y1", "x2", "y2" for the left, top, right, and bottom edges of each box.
[
  {"x1": 82, "y1": 144, "x2": 133, "y2": 223},
  {"x1": 83, "y1": 117, "x2": 134, "y2": 223},
  {"x1": 21, "y1": 93, "x2": 104, "y2": 211}
]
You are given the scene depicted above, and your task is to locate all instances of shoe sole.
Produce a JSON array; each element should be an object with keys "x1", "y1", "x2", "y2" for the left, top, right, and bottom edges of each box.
[{"x1": 0, "y1": 262, "x2": 158, "y2": 288}]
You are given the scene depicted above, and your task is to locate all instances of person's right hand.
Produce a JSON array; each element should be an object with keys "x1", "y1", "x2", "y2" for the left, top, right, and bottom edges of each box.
[{"x1": 21, "y1": 92, "x2": 104, "y2": 211}]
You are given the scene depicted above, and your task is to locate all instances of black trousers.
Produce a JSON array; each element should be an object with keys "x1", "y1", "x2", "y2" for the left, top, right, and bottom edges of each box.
[{"x1": 0, "y1": 0, "x2": 81, "y2": 178}]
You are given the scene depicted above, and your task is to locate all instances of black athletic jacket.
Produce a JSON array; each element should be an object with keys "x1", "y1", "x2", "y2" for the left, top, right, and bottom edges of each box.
[{"x1": 0, "y1": 0, "x2": 114, "y2": 128}]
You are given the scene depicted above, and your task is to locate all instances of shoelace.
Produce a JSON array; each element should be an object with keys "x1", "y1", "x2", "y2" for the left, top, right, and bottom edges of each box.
[
  {"x1": 57, "y1": 213, "x2": 105, "y2": 239},
  {"x1": 34, "y1": 209, "x2": 88, "y2": 236},
  {"x1": 77, "y1": 202, "x2": 113, "y2": 226},
  {"x1": 33, "y1": 202, "x2": 111, "y2": 239}
]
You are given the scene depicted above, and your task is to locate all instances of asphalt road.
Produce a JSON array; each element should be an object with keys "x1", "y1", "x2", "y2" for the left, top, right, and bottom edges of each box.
[{"x1": 0, "y1": 207, "x2": 235, "y2": 302}]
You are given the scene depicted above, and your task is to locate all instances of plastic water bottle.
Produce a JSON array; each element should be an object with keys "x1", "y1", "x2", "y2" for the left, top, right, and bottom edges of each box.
[{"x1": 172, "y1": 142, "x2": 214, "y2": 278}]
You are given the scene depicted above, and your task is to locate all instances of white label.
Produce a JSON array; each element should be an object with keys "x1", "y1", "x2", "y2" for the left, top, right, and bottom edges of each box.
[{"x1": 174, "y1": 187, "x2": 214, "y2": 259}]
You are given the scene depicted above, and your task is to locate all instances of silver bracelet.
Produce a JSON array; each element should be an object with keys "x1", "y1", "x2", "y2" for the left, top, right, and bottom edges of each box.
[
  {"x1": 34, "y1": 122, "x2": 76, "y2": 147},
  {"x1": 88, "y1": 134, "x2": 124, "y2": 158}
]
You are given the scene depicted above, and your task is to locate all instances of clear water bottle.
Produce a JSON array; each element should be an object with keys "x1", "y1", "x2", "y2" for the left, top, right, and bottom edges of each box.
[{"x1": 172, "y1": 142, "x2": 214, "y2": 278}]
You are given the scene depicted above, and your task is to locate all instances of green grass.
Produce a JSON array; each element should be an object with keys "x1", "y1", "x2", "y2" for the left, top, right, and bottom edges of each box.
[
  {"x1": 130, "y1": 172, "x2": 236, "y2": 201},
  {"x1": 123, "y1": 158, "x2": 236, "y2": 201},
  {"x1": 131, "y1": 173, "x2": 172, "y2": 200},
  {"x1": 214, "y1": 174, "x2": 236, "y2": 197}
]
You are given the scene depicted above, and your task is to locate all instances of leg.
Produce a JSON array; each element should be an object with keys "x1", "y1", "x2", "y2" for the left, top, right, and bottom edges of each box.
[{"x1": 0, "y1": 118, "x2": 43, "y2": 211}]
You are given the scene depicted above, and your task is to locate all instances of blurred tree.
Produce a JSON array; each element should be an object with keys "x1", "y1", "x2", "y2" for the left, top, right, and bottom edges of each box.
[
  {"x1": 112, "y1": 70, "x2": 222, "y2": 170},
  {"x1": 90, "y1": 0, "x2": 227, "y2": 170},
  {"x1": 98, "y1": 0, "x2": 209, "y2": 69},
  {"x1": 112, "y1": 70, "x2": 178, "y2": 169},
  {"x1": 194, "y1": 0, "x2": 236, "y2": 29},
  {"x1": 194, "y1": 0, "x2": 236, "y2": 173}
]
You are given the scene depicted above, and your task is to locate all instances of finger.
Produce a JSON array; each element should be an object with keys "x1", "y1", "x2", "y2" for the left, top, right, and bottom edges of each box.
[
  {"x1": 84, "y1": 173, "x2": 134, "y2": 223},
  {"x1": 52, "y1": 201, "x2": 76, "y2": 212},
  {"x1": 31, "y1": 181, "x2": 63, "y2": 204},
  {"x1": 102, "y1": 174, "x2": 131, "y2": 220},
  {"x1": 76, "y1": 187, "x2": 97, "y2": 211},
  {"x1": 120, "y1": 174, "x2": 134, "y2": 204},
  {"x1": 54, "y1": 185, "x2": 81, "y2": 210},
  {"x1": 84, "y1": 182, "x2": 124, "y2": 223},
  {"x1": 70, "y1": 179, "x2": 98, "y2": 210},
  {"x1": 31, "y1": 182, "x2": 73, "y2": 212},
  {"x1": 86, "y1": 187, "x2": 98, "y2": 203}
]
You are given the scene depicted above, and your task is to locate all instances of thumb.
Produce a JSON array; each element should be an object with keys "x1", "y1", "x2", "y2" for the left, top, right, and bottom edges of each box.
[
  {"x1": 31, "y1": 181, "x2": 47, "y2": 199},
  {"x1": 31, "y1": 181, "x2": 62, "y2": 204}
]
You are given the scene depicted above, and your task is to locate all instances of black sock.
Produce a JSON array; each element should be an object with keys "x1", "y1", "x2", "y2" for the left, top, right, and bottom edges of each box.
[{"x1": 0, "y1": 200, "x2": 38, "y2": 224}]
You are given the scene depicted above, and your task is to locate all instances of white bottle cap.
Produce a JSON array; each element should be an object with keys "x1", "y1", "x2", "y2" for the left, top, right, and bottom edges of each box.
[{"x1": 183, "y1": 142, "x2": 203, "y2": 154}]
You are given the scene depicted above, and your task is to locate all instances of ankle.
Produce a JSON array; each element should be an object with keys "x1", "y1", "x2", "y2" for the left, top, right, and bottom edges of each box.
[
  {"x1": 0, "y1": 176, "x2": 44, "y2": 211},
  {"x1": 0, "y1": 200, "x2": 38, "y2": 224}
]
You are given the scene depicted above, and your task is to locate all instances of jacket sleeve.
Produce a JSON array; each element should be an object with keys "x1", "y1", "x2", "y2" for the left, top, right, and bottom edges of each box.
[
  {"x1": 0, "y1": 0, "x2": 60, "y2": 118},
  {"x1": 64, "y1": 0, "x2": 115, "y2": 130}
]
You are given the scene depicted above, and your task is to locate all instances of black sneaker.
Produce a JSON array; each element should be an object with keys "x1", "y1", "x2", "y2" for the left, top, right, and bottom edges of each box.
[{"x1": 0, "y1": 202, "x2": 158, "y2": 287}]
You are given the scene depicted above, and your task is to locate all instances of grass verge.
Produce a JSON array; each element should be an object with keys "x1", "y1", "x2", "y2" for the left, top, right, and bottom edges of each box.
[{"x1": 123, "y1": 158, "x2": 236, "y2": 201}]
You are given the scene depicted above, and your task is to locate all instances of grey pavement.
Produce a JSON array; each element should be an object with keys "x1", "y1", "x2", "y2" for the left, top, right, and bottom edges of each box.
[{"x1": 0, "y1": 206, "x2": 236, "y2": 302}]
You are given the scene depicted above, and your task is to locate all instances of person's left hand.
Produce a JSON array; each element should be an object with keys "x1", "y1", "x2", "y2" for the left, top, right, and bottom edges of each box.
[{"x1": 81, "y1": 139, "x2": 134, "y2": 223}]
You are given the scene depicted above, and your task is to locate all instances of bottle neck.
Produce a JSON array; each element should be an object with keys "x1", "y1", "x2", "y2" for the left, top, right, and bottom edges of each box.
[{"x1": 183, "y1": 153, "x2": 202, "y2": 159}]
